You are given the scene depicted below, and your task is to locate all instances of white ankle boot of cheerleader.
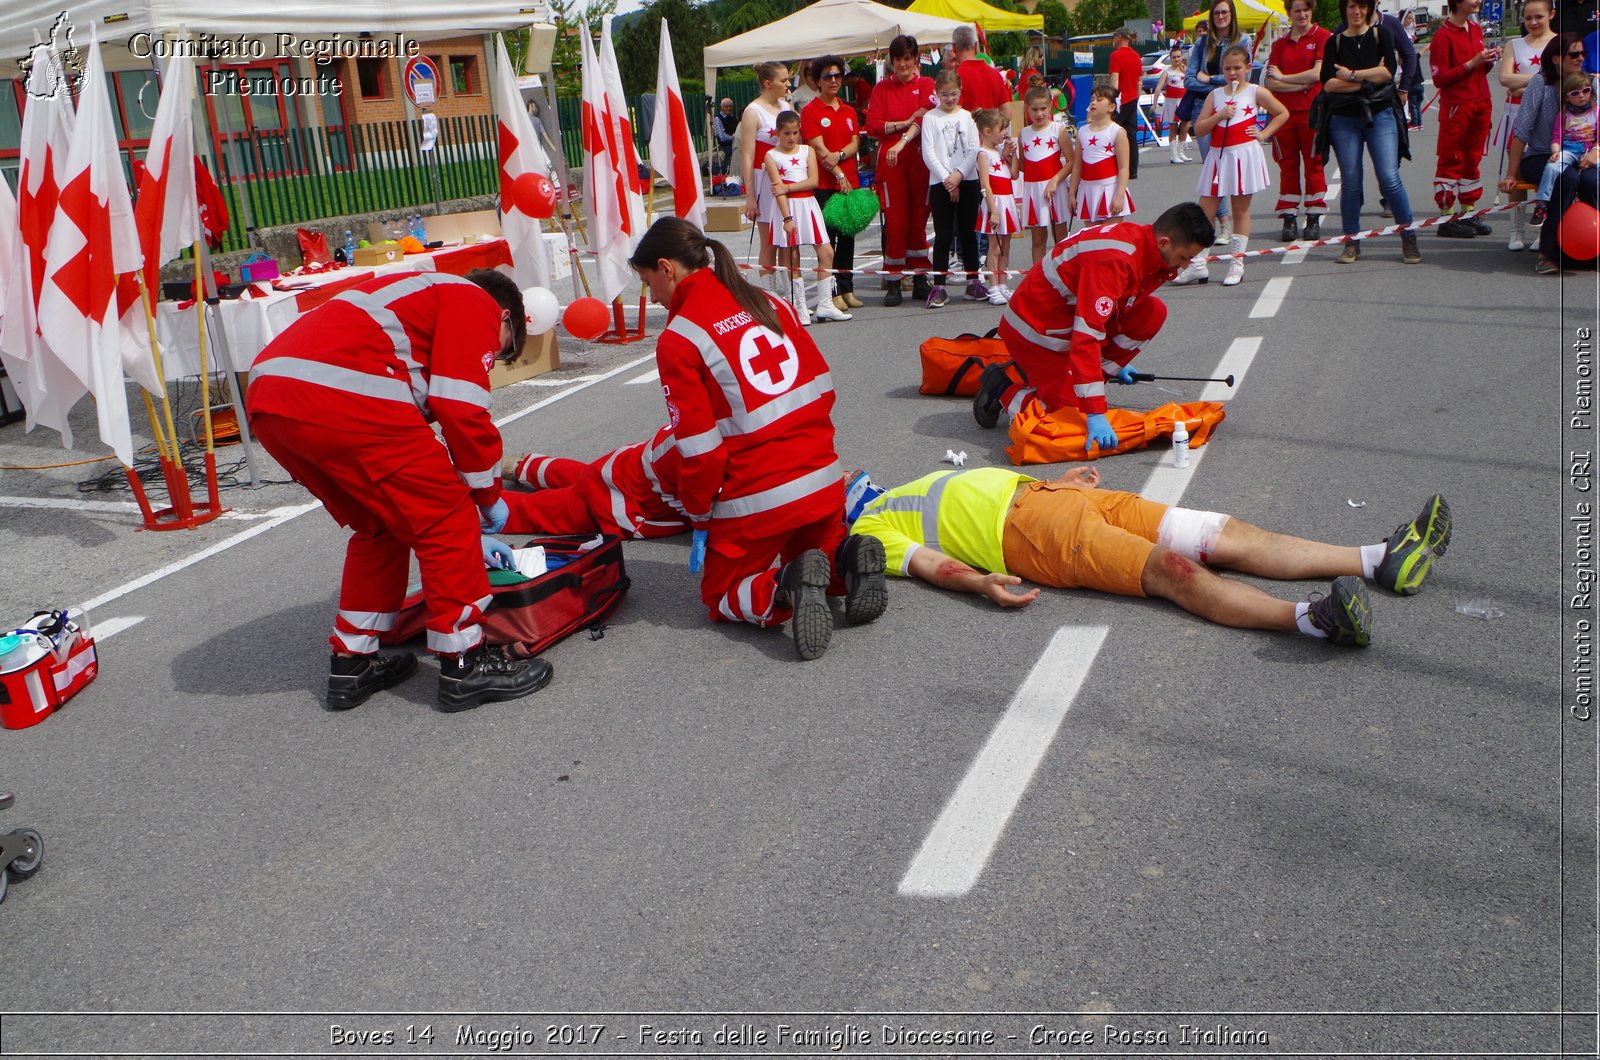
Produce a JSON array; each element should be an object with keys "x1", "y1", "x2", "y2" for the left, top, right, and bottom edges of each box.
[
  {"x1": 789, "y1": 276, "x2": 812, "y2": 325},
  {"x1": 1221, "y1": 236, "x2": 1247, "y2": 286},
  {"x1": 1172, "y1": 252, "x2": 1209, "y2": 285},
  {"x1": 813, "y1": 276, "x2": 852, "y2": 321}
]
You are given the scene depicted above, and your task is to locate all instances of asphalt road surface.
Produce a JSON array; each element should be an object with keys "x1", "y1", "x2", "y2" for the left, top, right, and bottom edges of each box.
[{"x1": 0, "y1": 117, "x2": 1595, "y2": 1059}]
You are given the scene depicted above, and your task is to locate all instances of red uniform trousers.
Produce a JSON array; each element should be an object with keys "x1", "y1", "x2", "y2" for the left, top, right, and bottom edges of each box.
[
  {"x1": 996, "y1": 296, "x2": 1168, "y2": 415},
  {"x1": 1270, "y1": 112, "x2": 1328, "y2": 215},
  {"x1": 250, "y1": 414, "x2": 489, "y2": 656},
  {"x1": 1434, "y1": 98, "x2": 1492, "y2": 211},
  {"x1": 502, "y1": 455, "x2": 689, "y2": 539},
  {"x1": 701, "y1": 512, "x2": 848, "y2": 627},
  {"x1": 875, "y1": 146, "x2": 933, "y2": 277}
]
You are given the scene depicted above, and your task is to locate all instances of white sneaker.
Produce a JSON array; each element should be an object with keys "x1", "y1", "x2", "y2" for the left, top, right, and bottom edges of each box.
[
  {"x1": 987, "y1": 284, "x2": 1008, "y2": 305},
  {"x1": 1172, "y1": 259, "x2": 1209, "y2": 285}
]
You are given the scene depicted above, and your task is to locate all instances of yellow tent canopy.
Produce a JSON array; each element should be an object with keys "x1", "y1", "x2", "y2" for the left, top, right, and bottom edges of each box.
[
  {"x1": 908, "y1": 0, "x2": 1044, "y2": 32},
  {"x1": 1182, "y1": 0, "x2": 1287, "y2": 31}
]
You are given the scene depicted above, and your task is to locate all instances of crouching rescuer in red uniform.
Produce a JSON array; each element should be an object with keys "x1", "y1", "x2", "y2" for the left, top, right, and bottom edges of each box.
[
  {"x1": 972, "y1": 202, "x2": 1214, "y2": 453},
  {"x1": 629, "y1": 217, "x2": 888, "y2": 660},
  {"x1": 246, "y1": 269, "x2": 553, "y2": 712}
]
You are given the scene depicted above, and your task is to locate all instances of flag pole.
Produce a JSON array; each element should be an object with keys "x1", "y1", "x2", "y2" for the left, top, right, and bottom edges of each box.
[{"x1": 190, "y1": 240, "x2": 223, "y2": 516}]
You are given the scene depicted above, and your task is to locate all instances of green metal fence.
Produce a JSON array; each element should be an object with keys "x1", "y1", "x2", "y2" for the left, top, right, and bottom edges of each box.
[
  {"x1": 549, "y1": 83, "x2": 762, "y2": 171},
  {"x1": 209, "y1": 113, "x2": 500, "y2": 252}
]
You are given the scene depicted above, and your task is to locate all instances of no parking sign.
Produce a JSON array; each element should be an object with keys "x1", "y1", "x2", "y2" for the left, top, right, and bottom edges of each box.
[{"x1": 403, "y1": 56, "x2": 441, "y2": 107}]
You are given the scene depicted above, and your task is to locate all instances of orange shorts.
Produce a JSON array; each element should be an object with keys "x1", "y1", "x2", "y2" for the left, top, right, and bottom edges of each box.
[{"x1": 1000, "y1": 482, "x2": 1168, "y2": 597}]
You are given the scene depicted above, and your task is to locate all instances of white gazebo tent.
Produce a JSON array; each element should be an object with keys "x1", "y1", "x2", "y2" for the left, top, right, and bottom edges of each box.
[{"x1": 702, "y1": 0, "x2": 968, "y2": 97}]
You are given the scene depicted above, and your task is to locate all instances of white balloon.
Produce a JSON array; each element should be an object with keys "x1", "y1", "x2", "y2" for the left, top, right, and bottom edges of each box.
[{"x1": 522, "y1": 286, "x2": 560, "y2": 334}]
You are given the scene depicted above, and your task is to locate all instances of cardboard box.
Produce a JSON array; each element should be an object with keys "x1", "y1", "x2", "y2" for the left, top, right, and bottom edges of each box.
[
  {"x1": 353, "y1": 244, "x2": 404, "y2": 267},
  {"x1": 490, "y1": 330, "x2": 560, "y2": 389},
  {"x1": 543, "y1": 230, "x2": 572, "y2": 280},
  {"x1": 705, "y1": 202, "x2": 751, "y2": 233},
  {"x1": 423, "y1": 209, "x2": 504, "y2": 245}
]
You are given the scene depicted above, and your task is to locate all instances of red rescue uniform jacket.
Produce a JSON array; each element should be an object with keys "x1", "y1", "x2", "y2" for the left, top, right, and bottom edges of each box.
[
  {"x1": 1430, "y1": 18, "x2": 1492, "y2": 108},
  {"x1": 247, "y1": 271, "x2": 504, "y2": 507},
  {"x1": 999, "y1": 222, "x2": 1179, "y2": 415},
  {"x1": 654, "y1": 269, "x2": 840, "y2": 537}
]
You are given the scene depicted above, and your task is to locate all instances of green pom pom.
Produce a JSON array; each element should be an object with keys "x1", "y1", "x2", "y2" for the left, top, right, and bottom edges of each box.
[{"x1": 825, "y1": 187, "x2": 880, "y2": 236}]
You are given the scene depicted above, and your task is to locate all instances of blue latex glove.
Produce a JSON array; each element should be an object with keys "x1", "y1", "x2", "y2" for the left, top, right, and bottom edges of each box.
[
  {"x1": 479, "y1": 497, "x2": 509, "y2": 532},
  {"x1": 1112, "y1": 364, "x2": 1138, "y2": 385},
  {"x1": 481, "y1": 535, "x2": 515, "y2": 570},
  {"x1": 688, "y1": 529, "x2": 708, "y2": 573},
  {"x1": 1085, "y1": 412, "x2": 1119, "y2": 453}
]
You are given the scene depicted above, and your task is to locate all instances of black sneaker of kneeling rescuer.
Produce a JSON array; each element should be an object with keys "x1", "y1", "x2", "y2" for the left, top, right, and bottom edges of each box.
[
  {"x1": 973, "y1": 362, "x2": 1011, "y2": 429},
  {"x1": 837, "y1": 534, "x2": 888, "y2": 626},
  {"x1": 327, "y1": 650, "x2": 419, "y2": 711},
  {"x1": 437, "y1": 643, "x2": 554, "y2": 712},
  {"x1": 777, "y1": 548, "x2": 833, "y2": 661}
]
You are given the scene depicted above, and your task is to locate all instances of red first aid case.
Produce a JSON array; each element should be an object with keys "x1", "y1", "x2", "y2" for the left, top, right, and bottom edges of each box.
[
  {"x1": 379, "y1": 534, "x2": 630, "y2": 654},
  {"x1": 0, "y1": 611, "x2": 99, "y2": 730}
]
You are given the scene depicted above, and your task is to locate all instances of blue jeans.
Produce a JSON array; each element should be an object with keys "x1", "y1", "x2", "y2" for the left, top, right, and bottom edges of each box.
[
  {"x1": 1326, "y1": 109, "x2": 1412, "y2": 236},
  {"x1": 1538, "y1": 144, "x2": 1589, "y2": 202}
]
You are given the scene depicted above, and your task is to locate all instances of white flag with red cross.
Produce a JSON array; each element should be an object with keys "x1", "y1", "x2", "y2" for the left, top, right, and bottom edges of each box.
[
  {"x1": 492, "y1": 32, "x2": 553, "y2": 289},
  {"x1": 36, "y1": 30, "x2": 159, "y2": 467},
  {"x1": 0, "y1": 41, "x2": 82, "y2": 448},
  {"x1": 134, "y1": 50, "x2": 199, "y2": 295},
  {"x1": 580, "y1": 24, "x2": 634, "y2": 302},
  {"x1": 649, "y1": 20, "x2": 707, "y2": 231}
]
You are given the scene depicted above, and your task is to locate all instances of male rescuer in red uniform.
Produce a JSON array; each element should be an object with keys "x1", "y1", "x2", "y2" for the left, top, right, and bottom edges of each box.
[
  {"x1": 972, "y1": 202, "x2": 1215, "y2": 453},
  {"x1": 247, "y1": 269, "x2": 553, "y2": 713},
  {"x1": 629, "y1": 216, "x2": 887, "y2": 661},
  {"x1": 1429, "y1": 0, "x2": 1501, "y2": 236},
  {"x1": 500, "y1": 426, "x2": 692, "y2": 539}
]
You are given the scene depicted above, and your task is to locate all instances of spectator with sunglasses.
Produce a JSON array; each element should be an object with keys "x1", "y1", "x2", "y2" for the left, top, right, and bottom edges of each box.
[{"x1": 1502, "y1": 33, "x2": 1599, "y2": 273}]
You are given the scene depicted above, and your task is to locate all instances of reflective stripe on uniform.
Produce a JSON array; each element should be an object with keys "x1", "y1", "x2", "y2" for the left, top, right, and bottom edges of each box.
[
  {"x1": 598, "y1": 449, "x2": 638, "y2": 534},
  {"x1": 1074, "y1": 380, "x2": 1107, "y2": 399},
  {"x1": 665, "y1": 315, "x2": 746, "y2": 417},
  {"x1": 1002, "y1": 304, "x2": 1071, "y2": 352},
  {"x1": 717, "y1": 373, "x2": 834, "y2": 438},
  {"x1": 339, "y1": 276, "x2": 439, "y2": 412},
  {"x1": 249, "y1": 358, "x2": 416, "y2": 405},
  {"x1": 713, "y1": 460, "x2": 842, "y2": 520},
  {"x1": 459, "y1": 467, "x2": 496, "y2": 490},
  {"x1": 429, "y1": 375, "x2": 491, "y2": 409},
  {"x1": 676, "y1": 427, "x2": 722, "y2": 458},
  {"x1": 337, "y1": 608, "x2": 396, "y2": 631},
  {"x1": 1110, "y1": 333, "x2": 1142, "y2": 351},
  {"x1": 1073, "y1": 317, "x2": 1107, "y2": 340}
]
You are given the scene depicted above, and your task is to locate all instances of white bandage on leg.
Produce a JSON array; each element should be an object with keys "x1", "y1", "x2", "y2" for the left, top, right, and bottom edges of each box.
[{"x1": 1156, "y1": 507, "x2": 1230, "y2": 565}]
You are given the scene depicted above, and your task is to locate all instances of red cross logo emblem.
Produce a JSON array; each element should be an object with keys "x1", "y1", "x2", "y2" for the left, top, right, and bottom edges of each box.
[{"x1": 739, "y1": 327, "x2": 799, "y2": 396}]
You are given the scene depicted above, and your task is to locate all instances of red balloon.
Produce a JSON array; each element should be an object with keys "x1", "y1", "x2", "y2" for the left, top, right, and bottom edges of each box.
[
  {"x1": 563, "y1": 297, "x2": 611, "y2": 341},
  {"x1": 512, "y1": 172, "x2": 558, "y2": 219},
  {"x1": 1559, "y1": 201, "x2": 1600, "y2": 261}
]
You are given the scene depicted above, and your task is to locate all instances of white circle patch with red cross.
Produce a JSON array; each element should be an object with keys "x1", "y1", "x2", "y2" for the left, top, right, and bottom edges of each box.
[
  {"x1": 738, "y1": 327, "x2": 800, "y2": 396},
  {"x1": 1094, "y1": 296, "x2": 1115, "y2": 317}
]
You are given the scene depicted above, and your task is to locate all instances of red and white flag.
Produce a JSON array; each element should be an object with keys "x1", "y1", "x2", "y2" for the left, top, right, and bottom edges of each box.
[
  {"x1": 133, "y1": 50, "x2": 198, "y2": 295},
  {"x1": 649, "y1": 20, "x2": 707, "y2": 231},
  {"x1": 36, "y1": 29, "x2": 159, "y2": 467},
  {"x1": 0, "y1": 41, "x2": 82, "y2": 448},
  {"x1": 580, "y1": 24, "x2": 635, "y2": 302},
  {"x1": 600, "y1": 18, "x2": 649, "y2": 224},
  {"x1": 492, "y1": 32, "x2": 553, "y2": 289}
]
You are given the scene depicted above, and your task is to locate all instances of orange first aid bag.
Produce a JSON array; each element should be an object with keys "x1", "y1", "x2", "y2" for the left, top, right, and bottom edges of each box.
[{"x1": 918, "y1": 328, "x2": 1023, "y2": 397}]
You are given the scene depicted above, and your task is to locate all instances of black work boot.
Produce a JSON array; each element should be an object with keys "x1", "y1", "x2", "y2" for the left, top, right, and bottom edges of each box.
[
  {"x1": 836, "y1": 534, "x2": 888, "y2": 626},
  {"x1": 327, "y1": 651, "x2": 418, "y2": 711},
  {"x1": 883, "y1": 279, "x2": 904, "y2": 307},
  {"x1": 911, "y1": 272, "x2": 932, "y2": 302},
  {"x1": 776, "y1": 549, "x2": 833, "y2": 661},
  {"x1": 436, "y1": 644, "x2": 553, "y2": 713},
  {"x1": 1279, "y1": 215, "x2": 1298, "y2": 242},
  {"x1": 1301, "y1": 215, "x2": 1321, "y2": 241}
]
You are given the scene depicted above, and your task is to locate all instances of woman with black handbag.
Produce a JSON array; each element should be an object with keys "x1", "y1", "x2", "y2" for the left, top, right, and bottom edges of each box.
[{"x1": 1318, "y1": 0, "x2": 1421, "y2": 264}]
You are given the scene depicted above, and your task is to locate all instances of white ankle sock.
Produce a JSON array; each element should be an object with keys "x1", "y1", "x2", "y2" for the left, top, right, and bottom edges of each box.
[
  {"x1": 1295, "y1": 601, "x2": 1325, "y2": 638},
  {"x1": 1359, "y1": 542, "x2": 1386, "y2": 580}
]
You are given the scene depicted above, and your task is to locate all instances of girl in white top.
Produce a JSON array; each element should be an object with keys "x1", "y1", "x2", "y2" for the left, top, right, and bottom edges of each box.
[
  {"x1": 1069, "y1": 86, "x2": 1134, "y2": 223},
  {"x1": 740, "y1": 61, "x2": 792, "y2": 292},
  {"x1": 974, "y1": 108, "x2": 1020, "y2": 304},
  {"x1": 764, "y1": 111, "x2": 850, "y2": 325},
  {"x1": 1498, "y1": 0, "x2": 1556, "y2": 249},
  {"x1": 1017, "y1": 84, "x2": 1074, "y2": 268},
  {"x1": 1186, "y1": 45, "x2": 1288, "y2": 287},
  {"x1": 920, "y1": 69, "x2": 983, "y2": 306}
]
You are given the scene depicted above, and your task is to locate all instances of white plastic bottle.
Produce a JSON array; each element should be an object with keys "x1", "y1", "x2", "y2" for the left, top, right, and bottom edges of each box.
[{"x1": 1171, "y1": 417, "x2": 1191, "y2": 468}]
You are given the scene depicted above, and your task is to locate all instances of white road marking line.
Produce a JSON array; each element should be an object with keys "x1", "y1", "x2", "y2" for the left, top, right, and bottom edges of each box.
[
  {"x1": 494, "y1": 353, "x2": 656, "y2": 429},
  {"x1": 898, "y1": 625, "x2": 1110, "y2": 898},
  {"x1": 625, "y1": 368, "x2": 661, "y2": 385},
  {"x1": 1282, "y1": 247, "x2": 1310, "y2": 265},
  {"x1": 92, "y1": 616, "x2": 146, "y2": 641},
  {"x1": 899, "y1": 334, "x2": 1264, "y2": 898},
  {"x1": 1249, "y1": 277, "x2": 1293, "y2": 318}
]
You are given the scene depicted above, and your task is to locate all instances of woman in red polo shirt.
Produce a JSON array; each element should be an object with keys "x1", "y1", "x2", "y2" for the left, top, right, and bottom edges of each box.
[{"x1": 802, "y1": 54, "x2": 865, "y2": 313}]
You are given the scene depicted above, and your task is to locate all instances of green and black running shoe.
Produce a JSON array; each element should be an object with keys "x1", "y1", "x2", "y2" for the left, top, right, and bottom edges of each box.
[
  {"x1": 1375, "y1": 494, "x2": 1452, "y2": 595},
  {"x1": 1308, "y1": 576, "x2": 1373, "y2": 647}
]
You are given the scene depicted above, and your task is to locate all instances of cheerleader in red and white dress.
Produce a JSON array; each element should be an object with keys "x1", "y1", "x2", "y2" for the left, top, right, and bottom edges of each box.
[
  {"x1": 1016, "y1": 84, "x2": 1073, "y2": 271},
  {"x1": 975, "y1": 110, "x2": 1020, "y2": 304},
  {"x1": 764, "y1": 112, "x2": 851, "y2": 325},
  {"x1": 740, "y1": 63, "x2": 792, "y2": 292},
  {"x1": 1186, "y1": 47, "x2": 1289, "y2": 287},
  {"x1": 1158, "y1": 51, "x2": 1193, "y2": 162},
  {"x1": 1070, "y1": 87, "x2": 1134, "y2": 224}
]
